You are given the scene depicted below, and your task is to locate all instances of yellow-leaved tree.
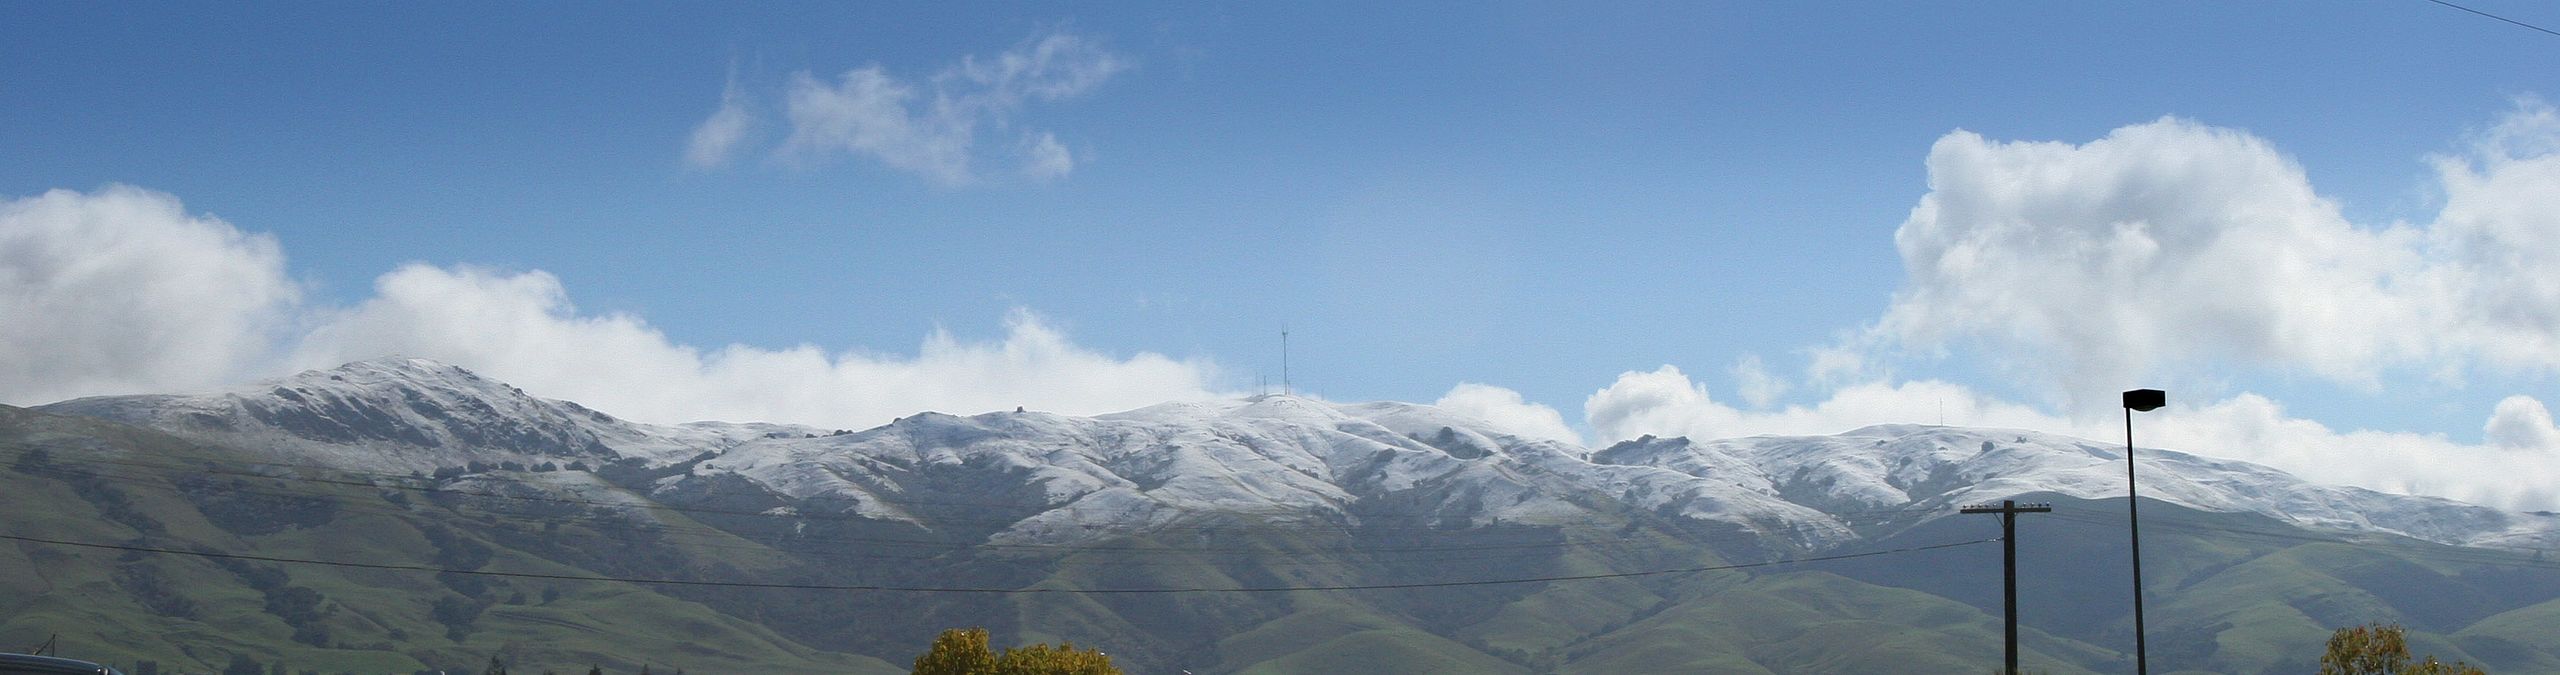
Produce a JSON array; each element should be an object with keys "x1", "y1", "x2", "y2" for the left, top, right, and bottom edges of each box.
[
  {"x1": 2319, "y1": 623, "x2": 2485, "y2": 675},
  {"x1": 911, "y1": 627, "x2": 1120, "y2": 675}
]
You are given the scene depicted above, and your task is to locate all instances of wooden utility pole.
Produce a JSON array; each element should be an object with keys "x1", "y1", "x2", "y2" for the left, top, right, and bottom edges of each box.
[{"x1": 1962, "y1": 499, "x2": 2052, "y2": 675}]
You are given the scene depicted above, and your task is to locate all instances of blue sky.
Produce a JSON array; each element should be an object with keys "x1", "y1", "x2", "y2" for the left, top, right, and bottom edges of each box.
[{"x1": 7, "y1": 2, "x2": 2560, "y2": 507}]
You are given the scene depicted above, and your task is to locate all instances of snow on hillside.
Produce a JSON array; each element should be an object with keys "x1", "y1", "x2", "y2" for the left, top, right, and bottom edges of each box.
[
  {"x1": 38, "y1": 356, "x2": 818, "y2": 471},
  {"x1": 1597, "y1": 424, "x2": 2560, "y2": 549},
  {"x1": 35, "y1": 357, "x2": 2560, "y2": 552},
  {"x1": 688, "y1": 395, "x2": 1858, "y2": 549}
]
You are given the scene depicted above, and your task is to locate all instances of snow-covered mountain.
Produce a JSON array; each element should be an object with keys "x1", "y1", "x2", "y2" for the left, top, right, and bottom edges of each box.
[
  {"x1": 1595, "y1": 426, "x2": 2560, "y2": 550},
  {"x1": 692, "y1": 395, "x2": 1859, "y2": 551},
  {"x1": 38, "y1": 356, "x2": 817, "y2": 472},
  {"x1": 39, "y1": 357, "x2": 2560, "y2": 553}
]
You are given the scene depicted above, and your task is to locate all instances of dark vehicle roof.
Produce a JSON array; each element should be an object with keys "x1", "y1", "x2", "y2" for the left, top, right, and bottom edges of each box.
[{"x1": 0, "y1": 653, "x2": 124, "y2": 675}]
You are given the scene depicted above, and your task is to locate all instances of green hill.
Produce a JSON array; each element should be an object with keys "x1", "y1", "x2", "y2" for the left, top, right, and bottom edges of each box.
[{"x1": 5, "y1": 404, "x2": 2553, "y2": 673}]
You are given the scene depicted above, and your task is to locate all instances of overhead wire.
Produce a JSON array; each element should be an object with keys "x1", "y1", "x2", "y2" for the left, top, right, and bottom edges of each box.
[
  {"x1": 2038, "y1": 509, "x2": 2559, "y2": 570},
  {"x1": 64, "y1": 412, "x2": 2554, "y2": 578},
  {"x1": 2422, "y1": 0, "x2": 2560, "y2": 38},
  {"x1": 0, "y1": 419, "x2": 1930, "y2": 531},
  {"x1": 32, "y1": 434, "x2": 2560, "y2": 588},
  {"x1": 50, "y1": 436, "x2": 2560, "y2": 575},
  {"x1": 7, "y1": 457, "x2": 1829, "y2": 557},
  {"x1": 2, "y1": 444, "x2": 1924, "y2": 559},
  {"x1": 12, "y1": 463, "x2": 1931, "y2": 572},
  {"x1": 0, "y1": 531, "x2": 1997, "y2": 594}
]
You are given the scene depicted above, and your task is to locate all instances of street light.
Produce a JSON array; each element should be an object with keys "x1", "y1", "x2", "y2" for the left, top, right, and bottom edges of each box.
[{"x1": 2122, "y1": 388, "x2": 2165, "y2": 675}]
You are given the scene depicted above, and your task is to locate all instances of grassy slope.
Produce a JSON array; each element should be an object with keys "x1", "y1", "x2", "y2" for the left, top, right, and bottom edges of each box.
[
  {"x1": 1828, "y1": 493, "x2": 2560, "y2": 674},
  {"x1": 16, "y1": 404, "x2": 2560, "y2": 673},
  {"x1": 1232, "y1": 627, "x2": 1529, "y2": 675},
  {"x1": 1555, "y1": 570, "x2": 2111, "y2": 674},
  {"x1": 2455, "y1": 596, "x2": 2560, "y2": 671},
  {"x1": 0, "y1": 405, "x2": 897, "y2": 675}
]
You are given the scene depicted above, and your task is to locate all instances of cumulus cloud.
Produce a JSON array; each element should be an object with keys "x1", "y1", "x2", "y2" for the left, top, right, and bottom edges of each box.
[
  {"x1": 1873, "y1": 102, "x2": 2560, "y2": 409},
  {"x1": 0, "y1": 185, "x2": 1223, "y2": 427},
  {"x1": 1583, "y1": 365, "x2": 2066, "y2": 444},
  {"x1": 2486, "y1": 395, "x2": 2560, "y2": 451},
  {"x1": 684, "y1": 71, "x2": 754, "y2": 168},
  {"x1": 1880, "y1": 117, "x2": 2422, "y2": 404},
  {"x1": 1730, "y1": 354, "x2": 1786, "y2": 408},
  {"x1": 2153, "y1": 393, "x2": 2560, "y2": 512},
  {"x1": 1604, "y1": 105, "x2": 2560, "y2": 511},
  {"x1": 2427, "y1": 102, "x2": 2560, "y2": 372},
  {"x1": 0, "y1": 186, "x2": 298, "y2": 404},
  {"x1": 738, "y1": 31, "x2": 1123, "y2": 185},
  {"x1": 290, "y1": 264, "x2": 1223, "y2": 428},
  {"x1": 1433, "y1": 382, "x2": 1582, "y2": 445}
]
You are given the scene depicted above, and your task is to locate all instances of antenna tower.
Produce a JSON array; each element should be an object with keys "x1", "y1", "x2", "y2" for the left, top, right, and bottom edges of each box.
[{"x1": 1281, "y1": 328, "x2": 1292, "y2": 396}]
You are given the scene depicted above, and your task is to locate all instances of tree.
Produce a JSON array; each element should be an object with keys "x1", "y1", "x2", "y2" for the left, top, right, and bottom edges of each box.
[
  {"x1": 912, "y1": 628, "x2": 997, "y2": 675},
  {"x1": 910, "y1": 627, "x2": 1119, "y2": 675},
  {"x1": 2320, "y1": 623, "x2": 2485, "y2": 675},
  {"x1": 483, "y1": 655, "x2": 508, "y2": 675},
  {"x1": 586, "y1": 666, "x2": 602, "y2": 675},
  {"x1": 222, "y1": 654, "x2": 263, "y2": 675},
  {"x1": 992, "y1": 642, "x2": 1118, "y2": 675}
]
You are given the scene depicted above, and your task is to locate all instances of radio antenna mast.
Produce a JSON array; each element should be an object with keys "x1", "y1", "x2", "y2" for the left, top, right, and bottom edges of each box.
[{"x1": 1281, "y1": 328, "x2": 1292, "y2": 396}]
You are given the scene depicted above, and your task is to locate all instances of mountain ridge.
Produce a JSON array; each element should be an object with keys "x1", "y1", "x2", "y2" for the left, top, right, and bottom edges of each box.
[
  {"x1": 33, "y1": 357, "x2": 2560, "y2": 552},
  {"x1": 11, "y1": 357, "x2": 2560, "y2": 673}
]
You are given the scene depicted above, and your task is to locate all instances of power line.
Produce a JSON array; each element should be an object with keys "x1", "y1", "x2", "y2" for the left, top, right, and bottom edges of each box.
[
  {"x1": 33, "y1": 440, "x2": 2560, "y2": 574},
  {"x1": 0, "y1": 531, "x2": 1994, "y2": 595},
  {"x1": 5, "y1": 444, "x2": 1928, "y2": 556},
  {"x1": 2041, "y1": 510, "x2": 2560, "y2": 569},
  {"x1": 2424, "y1": 0, "x2": 2560, "y2": 38},
  {"x1": 10, "y1": 463, "x2": 1893, "y2": 562}
]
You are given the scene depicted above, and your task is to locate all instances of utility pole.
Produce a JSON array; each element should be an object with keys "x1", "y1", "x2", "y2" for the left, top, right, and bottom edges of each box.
[
  {"x1": 2123, "y1": 388, "x2": 2166, "y2": 675},
  {"x1": 1963, "y1": 499, "x2": 2052, "y2": 675}
]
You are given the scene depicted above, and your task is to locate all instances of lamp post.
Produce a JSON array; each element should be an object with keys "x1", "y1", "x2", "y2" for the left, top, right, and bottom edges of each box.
[{"x1": 2122, "y1": 388, "x2": 2165, "y2": 675}]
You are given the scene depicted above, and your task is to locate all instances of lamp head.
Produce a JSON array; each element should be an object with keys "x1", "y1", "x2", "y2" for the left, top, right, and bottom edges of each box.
[{"x1": 2123, "y1": 388, "x2": 2166, "y2": 412}]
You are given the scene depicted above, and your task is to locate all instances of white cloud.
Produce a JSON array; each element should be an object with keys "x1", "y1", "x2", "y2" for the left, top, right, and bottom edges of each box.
[
  {"x1": 290, "y1": 264, "x2": 1224, "y2": 429},
  {"x1": 0, "y1": 186, "x2": 1218, "y2": 429},
  {"x1": 2426, "y1": 101, "x2": 2560, "y2": 374},
  {"x1": 2152, "y1": 393, "x2": 2560, "y2": 512},
  {"x1": 684, "y1": 72, "x2": 754, "y2": 169},
  {"x1": 2486, "y1": 395, "x2": 2560, "y2": 451},
  {"x1": 1584, "y1": 105, "x2": 2560, "y2": 512},
  {"x1": 0, "y1": 186, "x2": 298, "y2": 404},
  {"x1": 1730, "y1": 354, "x2": 1786, "y2": 408},
  {"x1": 1804, "y1": 341, "x2": 1869, "y2": 385},
  {"x1": 1872, "y1": 102, "x2": 2560, "y2": 411},
  {"x1": 1583, "y1": 365, "x2": 2066, "y2": 444},
  {"x1": 1880, "y1": 117, "x2": 2426, "y2": 407},
  {"x1": 781, "y1": 65, "x2": 971, "y2": 184},
  {"x1": 763, "y1": 31, "x2": 1123, "y2": 186},
  {"x1": 1433, "y1": 382, "x2": 1582, "y2": 445},
  {"x1": 1022, "y1": 131, "x2": 1074, "y2": 182},
  {"x1": 1713, "y1": 102, "x2": 2560, "y2": 510},
  {"x1": 947, "y1": 32, "x2": 1125, "y2": 104}
]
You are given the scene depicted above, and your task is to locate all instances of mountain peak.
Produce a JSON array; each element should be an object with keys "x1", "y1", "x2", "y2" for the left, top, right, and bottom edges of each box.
[
  {"x1": 320, "y1": 354, "x2": 478, "y2": 377},
  {"x1": 283, "y1": 355, "x2": 512, "y2": 395},
  {"x1": 39, "y1": 356, "x2": 626, "y2": 470}
]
